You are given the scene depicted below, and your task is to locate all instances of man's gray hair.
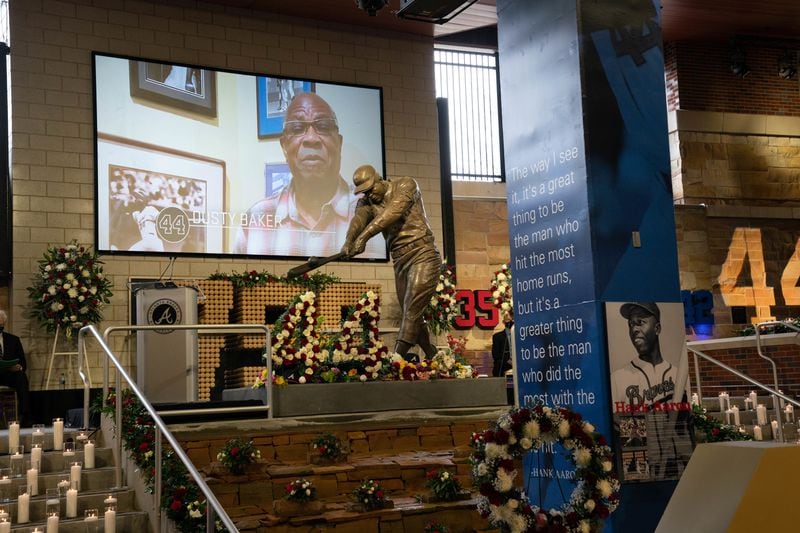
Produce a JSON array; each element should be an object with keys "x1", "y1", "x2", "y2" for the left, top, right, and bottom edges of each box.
[{"x1": 0, "y1": 309, "x2": 6, "y2": 321}]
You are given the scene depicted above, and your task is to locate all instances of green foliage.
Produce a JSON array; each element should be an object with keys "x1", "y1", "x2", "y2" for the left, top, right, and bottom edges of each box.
[
  {"x1": 691, "y1": 404, "x2": 753, "y2": 442},
  {"x1": 208, "y1": 269, "x2": 340, "y2": 292},
  {"x1": 284, "y1": 478, "x2": 317, "y2": 502},
  {"x1": 425, "y1": 468, "x2": 464, "y2": 501},
  {"x1": 216, "y1": 438, "x2": 261, "y2": 475}
]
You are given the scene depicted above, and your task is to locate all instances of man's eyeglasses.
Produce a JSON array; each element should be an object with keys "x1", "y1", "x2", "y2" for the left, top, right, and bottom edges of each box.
[{"x1": 283, "y1": 118, "x2": 339, "y2": 137}]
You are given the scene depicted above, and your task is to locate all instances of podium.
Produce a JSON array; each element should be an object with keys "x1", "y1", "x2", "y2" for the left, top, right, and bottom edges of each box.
[{"x1": 134, "y1": 285, "x2": 198, "y2": 403}]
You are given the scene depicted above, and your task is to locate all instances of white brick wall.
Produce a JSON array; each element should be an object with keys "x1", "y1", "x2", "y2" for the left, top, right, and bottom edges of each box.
[{"x1": 9, "y1": 0, "x2": 441, "y2": 389}]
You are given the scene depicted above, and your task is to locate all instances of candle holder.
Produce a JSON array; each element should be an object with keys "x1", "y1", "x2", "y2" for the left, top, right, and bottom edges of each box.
[
  {"x1": 84, "y1": 508, "x2": 100, "y2": 533},
  {"x1": 0, "y1": 503, "x2": 9, "y2": 523},
  {"x1": 30, "y1": 425, "x2": 45, "y2": 450},
  {"x1": 75, "y1": 432, "x2": 88, "y2": 451},
  {"x1": 30, "y1": 443, "x2": 43, "y2": 471},
  {"x1": 62, "y1": 441, "x2": 76, "y2": 462},
  {"x1": 9, "y1": 446, "x2": 24, "y2": 478},
  {"x1": 0, "y1": 468, "x2": 11, "y2": 502},
  {"x1": 45, "y1": 488, "x2": 60, "y2": 517}
]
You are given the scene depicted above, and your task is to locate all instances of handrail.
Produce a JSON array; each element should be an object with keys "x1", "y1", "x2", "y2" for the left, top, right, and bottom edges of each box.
[
  {"x1": 687, "y1": 345, "x2": 800, "y2": 413},
  {"x1": 78, "y1": 323, "x2": 273, "y2": 532},
  {"x1": 754, "y1": 320, "x2": 800, "y2": 441}
]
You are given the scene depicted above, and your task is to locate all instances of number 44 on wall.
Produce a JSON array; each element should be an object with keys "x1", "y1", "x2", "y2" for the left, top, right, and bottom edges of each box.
[{"x1": 718, "y1": 227, "x2": 800, "y2": 324}]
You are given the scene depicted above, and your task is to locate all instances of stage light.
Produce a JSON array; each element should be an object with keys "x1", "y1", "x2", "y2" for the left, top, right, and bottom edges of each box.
[
  {"x1": 355, "y1": 0, "x2": 390, "y2": 16},
  {"x1": 730, "y1": 44, "x2": 750, "y2": 79},
  {"x1": 777, "y1": 50, "x2": 797, "y2": 80}
]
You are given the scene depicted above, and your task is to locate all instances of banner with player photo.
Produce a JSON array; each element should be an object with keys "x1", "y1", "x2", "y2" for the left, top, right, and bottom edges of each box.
[{"x1": 606, "y1": 301, "x2": 693, "y2": 482}]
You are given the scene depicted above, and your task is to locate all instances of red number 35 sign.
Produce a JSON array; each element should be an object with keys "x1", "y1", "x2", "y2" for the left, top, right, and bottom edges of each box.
[{"x1": 453, "y1": 289, "x2": 499, "y2": 330}]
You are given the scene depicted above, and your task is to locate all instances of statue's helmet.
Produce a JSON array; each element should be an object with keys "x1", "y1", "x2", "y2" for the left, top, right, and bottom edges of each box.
[{"x1": 353, "y1": 165, "x2": 380, "y2": 194}]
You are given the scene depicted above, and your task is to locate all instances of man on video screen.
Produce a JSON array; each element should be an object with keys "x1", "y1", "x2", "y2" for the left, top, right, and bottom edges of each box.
[{"x1": 234, "y1": 92, "x2": 381, "y2": 258}]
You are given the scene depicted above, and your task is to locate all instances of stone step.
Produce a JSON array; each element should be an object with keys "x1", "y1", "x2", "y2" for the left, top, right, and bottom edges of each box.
[
  {"x1": 209, "y1": 450, "x2": 470, "y2": 510},
  {"x1": 0, "y1": 488, "x2": 137, "y2": 524},
  {"x1": 5, "y1": 510, "x2": 149, "y2": 532},
  {"x1": 0, "y1": 448, "x2": 114, "y2": 471},
  {"x1": 0, "y1": 430, "x2": 101, "y2": 455}
]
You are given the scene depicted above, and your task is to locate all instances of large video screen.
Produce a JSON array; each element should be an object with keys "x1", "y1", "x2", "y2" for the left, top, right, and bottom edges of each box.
[{"x1": 93, "y1": 53, "x2": 387, "y2": 260}]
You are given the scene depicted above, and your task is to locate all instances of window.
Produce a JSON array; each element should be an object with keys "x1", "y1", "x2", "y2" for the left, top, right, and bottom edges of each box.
[{"x1": 434, "y1": 46, "x2": 503, "y2": 182}]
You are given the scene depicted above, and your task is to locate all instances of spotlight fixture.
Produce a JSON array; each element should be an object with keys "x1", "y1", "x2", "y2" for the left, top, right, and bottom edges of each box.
[
  {"x1": 730, "y1": 44, "x2": 750, "y2": 79},
  {"x1": 777, "y1": 50, "x2": 798, "y2": 80},
  {"x1": 355, "y1": 0, "x2": 390, "y2": 17}
]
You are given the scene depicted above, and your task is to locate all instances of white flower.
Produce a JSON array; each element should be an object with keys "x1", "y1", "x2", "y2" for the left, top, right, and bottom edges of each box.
[
  {"x1": 189, "y1": 508, "x2": 202, "y2": 519},
  {"x1": 81, "y1": 269, "x2": 90, "y2": 277},
  {"x1": 360, "y1": 374, "x2": 367, "y2": 382},
  {"x1": 602, "y1": 460, "x2": 613, "y2": 472},
  {"x1": 523, "y1": 421, "x2": 540, "y2": 439},
  {"x1": 63, "y1": 283, "x2": 71, "y2": 290},
  {"x1": 66, "y1": 273, "x2": 75, "y2": 281},
  {"x1": 584, "y1": 499, "x2": 596, "y2": 512},
  {"x1": 583, "y1": 422, "x2": 595, "y2": 433},
  {"x1": 56, "y1": 263, "x2": 66, "y2": 271},
  {"x1": 519, "y1": 437, "x2": 532, "y2": 450},
  {"x1": 48, "y1": 286, "x2": 56, "y2": 295},
  {"x1": 494, "y1": 467, "x2": 515, "y2": 492},
  {"x1": 579, "y1": 520, "x2": 591, "y2": 533},
  {"x1": 67, "y1": 288, "x2": 78, "y2": 298},
  {"x1": 573, "y1": 448, "x2": 592, "y2": 467},
  {"x1": 597, "y1": 479, "x2": 613, "y2": 498},
  {"x1": 558, "y1": 420, "x2": 570, "y2": 438}
]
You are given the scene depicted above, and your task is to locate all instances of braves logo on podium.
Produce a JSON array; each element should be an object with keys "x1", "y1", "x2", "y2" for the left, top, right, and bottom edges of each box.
[{"x1": 147, "y1": 298, "x2": 182, "y2": 334}]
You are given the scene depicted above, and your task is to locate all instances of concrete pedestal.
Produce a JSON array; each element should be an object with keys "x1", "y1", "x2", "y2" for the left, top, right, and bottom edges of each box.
[{"x1": 656, "y1": 441, "x2": 800, "y2": 533}]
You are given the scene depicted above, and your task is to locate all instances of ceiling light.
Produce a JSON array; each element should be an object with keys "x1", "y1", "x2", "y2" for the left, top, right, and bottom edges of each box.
[
  {"x1": 356, "y1": 0, "x2": 390, "y2": 17},
  {"x1": 396, "y1": 0, "x2": 479, "y2": 24}
]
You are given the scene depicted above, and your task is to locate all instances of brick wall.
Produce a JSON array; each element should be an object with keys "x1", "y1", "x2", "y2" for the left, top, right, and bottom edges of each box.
[
  {"x1": 452, "y1": 196, "x2": 509, "y2": 374},
  {"x1": 667, "y1": 40, "x2": 800, "y2": 116},
  {"x1": 8, "y1": 0, "x2": 440, "y2": 388}
]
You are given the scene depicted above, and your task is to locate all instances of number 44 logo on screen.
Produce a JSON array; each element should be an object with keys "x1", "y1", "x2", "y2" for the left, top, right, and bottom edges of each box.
[{"x1": 718, "y1": 227, "x2": 800, "y2": 323}]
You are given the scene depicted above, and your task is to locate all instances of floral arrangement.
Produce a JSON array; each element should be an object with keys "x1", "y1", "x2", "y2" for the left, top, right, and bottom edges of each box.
[
  {"x1": 285, "y1": 478, "x2": 317, "y2": 502},
  {"x1": 216, "y1": 437, "x2": 261, "y2": 475},
  {"x1": 27, "y1": 240, "x2": 114, "y2": 338},
  {"x1": 97, "y1": 389, "x2": 223, "y2": 532},
  {"x1": 739, "y1": 318, "x2": 800, "y2": 337},
  {"x1": 423, "y1": 523, "x2": 450, "y2": 533},
  {"x1": 423, "y1": 261, "x2": 458, "y2": 336},
  {"x1": 311, "y1": 433, "x2": 345, "y2": 461},
  {"x1": 470, "y1": 405, "x2": 619, "y2": 533},
  {"x1": 328, "y1": 290, "x2": 390, "y2": 381},
  {"x1": 352, "y1": 479, "x2": 389, "y2": 511},
  {"x1": 208, "y1": 270, "x2": 340, "y2": 292},
  {"x1": 254, "y1": 291, "x2": 475, "y2": 386},
  {"x1": 425, "y1": 468, "x2": 464, "y2": 501},
  {"x1": 489, "y1": 264, "x2": 513, "y2": 326},
  {"x1": 691, "y1": 405, "x2": 752, "y2": 442},
  {"x1": 271, "y1": 291, "x2": 331, "y2": 383}
]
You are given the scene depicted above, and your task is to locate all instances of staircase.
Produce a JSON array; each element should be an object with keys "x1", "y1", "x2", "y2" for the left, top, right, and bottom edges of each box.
[
  {"x1": 699, "y1": 393, "x2": 797, "y2": 441},
  {"x1": 0, "y1": 428, "x2": 149, "y2": 532}
]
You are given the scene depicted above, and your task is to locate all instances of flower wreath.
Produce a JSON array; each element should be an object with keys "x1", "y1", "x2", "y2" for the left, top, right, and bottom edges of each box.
[
  {"x1": 330, "y1": 290, "x2": 390, "y2": 380},
  {"x1": 470, "y1": 405, "x2": 620, "y2": 533},
  {"x1": 27, "y1": 240, "x2": 113, "y2": 338}
]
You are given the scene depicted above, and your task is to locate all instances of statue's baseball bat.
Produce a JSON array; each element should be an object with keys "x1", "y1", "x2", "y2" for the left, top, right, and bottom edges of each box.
[{"x1": 286, "y1": 251, "x2": 345, "y2": 278}]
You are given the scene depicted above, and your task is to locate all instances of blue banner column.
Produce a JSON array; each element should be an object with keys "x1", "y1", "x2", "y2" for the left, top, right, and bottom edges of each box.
[{"x1": 497, "y1": 0, "x2": 681, "y2": 530}]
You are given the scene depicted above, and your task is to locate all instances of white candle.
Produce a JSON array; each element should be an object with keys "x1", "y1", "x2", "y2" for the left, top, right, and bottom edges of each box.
[
  {"x1": 7, "y1": 422, "x2": 19, "y2": 452},
  {"x1": 744, "y1": 397, "x2": 753, "y2": 410},
  {"x1": 62, "y1": 448, "x2": 75, "y2": 458},
  {"x1": 0, "y1": 519, "x2": 9, "y2": 533},
  {"x1": 757, "y1": 404, "x2": 768, "y2": 425},
  {"x1": 47, "y1": 514, "x2": 59, "y2": 533},
  {"x1": 104, "y1": 495, "x2": 117, "y2": 506},
  {"x1": 52, "y1": 419, "x2": 64, "y2": 451},
  {"x1": 724, "y1": 409, "x2": 733, "y2": 425},
  {"x1": 17, "y1": 492, "x2": 29, "y2": 523},
  {"x1": 785, "y1": 404, "x2": 794, "y2": 422},
  {"x1": 70, "y1": 463, "x2": 81, "y2": 490},
  {"x1": 66, "y1": 487, "x2": 78, "y2": 517},
  {"x1": 749, "y1": 391, "x2": 758, "y2": 409},
  {"x1": 84, "y1": 441, "x2": 95, "y2": 469},
  {"x1": 0, "y1": 511, "x2": 7, "y2": 522},
  {"x1": 76, "y1": 433, "x2": 88, "y2": 449},
  {"x1": 753, "y1": 425, "x2": 763, "y2": 441},
  {"x1": 57, "y1": 479, "x2": 70, "y2": 492},
  {"x1": 691, "y1": 393, "x2": 699, "y2": 406},
  {"x1": 31, "y1": 445, "x2": 43, "y2": 470},
  {"x1": 10, "y1": 451, "x2": 23, "y2": 478},
  {"x1": 771, "y1": 419, "x2": 779, "y2": 439},
  {"x1": 718, "y1": 392, "x2": 730, "y2": 411},
  {"x1": 731, "y1": 405, "x2": 740, "y2": 426},
  {"x1": 84, "y1": 513, "x2": 98, "y2": 522},
  {"x1": 104, "y1": 508, "x2": 116, "y2": 533},
  {"x1": 26, "y1": 468, "x2": 38, "y2": 496}
]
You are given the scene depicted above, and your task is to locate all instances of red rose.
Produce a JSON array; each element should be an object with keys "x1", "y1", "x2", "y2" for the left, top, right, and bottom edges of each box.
[{"x1": 170, "y1": 499, "x2": 182, "y2": 512}]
